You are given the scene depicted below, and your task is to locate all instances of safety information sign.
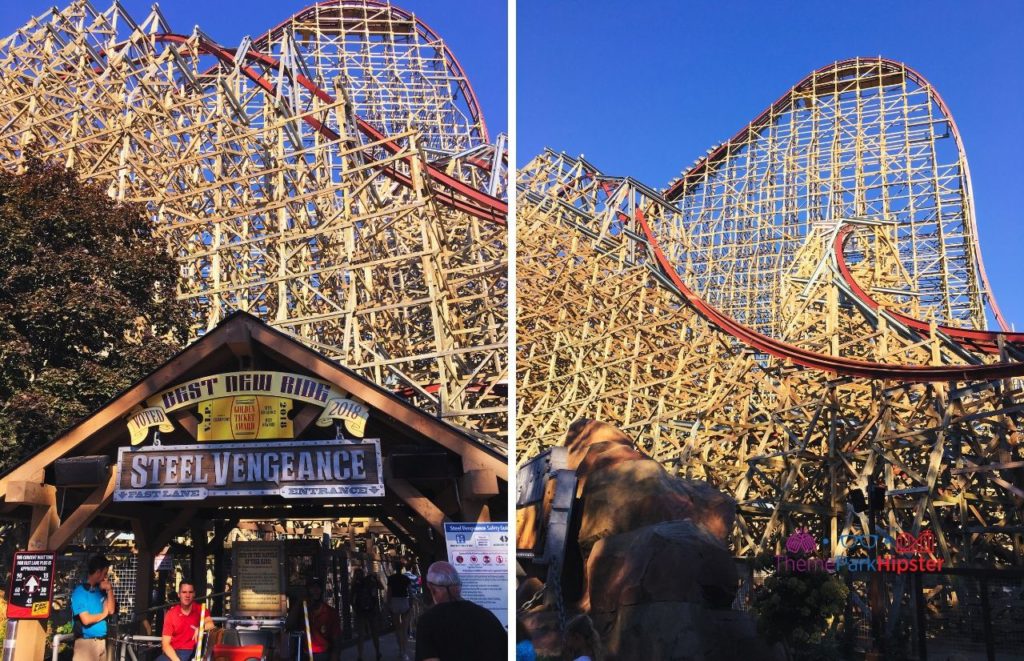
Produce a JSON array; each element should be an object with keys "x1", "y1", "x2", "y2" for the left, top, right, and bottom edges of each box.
[
  {"x1": 7, "y1": 552, "x2": 56, "y2": 619},
  {"x1": 443, "y1": 522, "x2": 508, "y2": 628}
]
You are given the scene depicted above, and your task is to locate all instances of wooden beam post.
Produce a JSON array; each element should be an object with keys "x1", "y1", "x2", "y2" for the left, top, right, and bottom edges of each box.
[
  {"x1": 7, "y1": 477, "x2": 57, "y2": 661},
  {"x1": 131, "y1": 518, "x2": 155, "y2": 631},
  {"x1": 459, "y1": 469, "x2": 498, "y2": 523},
  {"x1": 191, "y1": 521, "x2": 208, "y2": 599},
  {"x1": 385, "y1": 479, "x2": 448, "y2": 535}
]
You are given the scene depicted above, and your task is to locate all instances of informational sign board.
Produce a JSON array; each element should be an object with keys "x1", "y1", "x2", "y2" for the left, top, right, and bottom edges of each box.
[
  {"x1": 113, "y1": 439, "x2": 384, "y2": 501},
  {"x1": 443, "y1": 522, "x2": 508, "y2": 628},
  {"x1": 6, "y1": 552, "x2": 56, "y2": 619},
  {"x1": 232, "y1": 541, "x2": 286, "y2": 617}
]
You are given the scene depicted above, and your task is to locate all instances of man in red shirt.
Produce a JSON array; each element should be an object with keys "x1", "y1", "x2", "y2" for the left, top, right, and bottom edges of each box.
[
  {"x1": 157, "y1": 581, "x2": 214, "y2": 661},
  {"x1": 288, "y1": 578, "x2": 341, "y2": 661},
  {"x1": 307, "y1": 579, "x2": 342, "y2": 661}
]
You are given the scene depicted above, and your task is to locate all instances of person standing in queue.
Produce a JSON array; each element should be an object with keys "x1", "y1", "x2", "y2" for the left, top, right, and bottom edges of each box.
[
  {"x1": 386, "y1": 559, "x2": 414, "y2": 661},
  {"x1": 71, "y1": 554, "x2": 117, "y2": 661},
  {"x1": 156, "y1": 581, "x2": 214, "y2": 661},
  {"x1": 351, "y1": 567, "x2": 384, "y2": 661},
  {"x1": 415, "y1": 561, "x2": 505, "y2": 661}
]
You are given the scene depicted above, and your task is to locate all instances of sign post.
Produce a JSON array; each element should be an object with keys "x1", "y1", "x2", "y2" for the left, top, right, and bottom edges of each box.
[
  {"x1": 6, "y1": 552, "x2": 56, "y2": 620},
  {"x1": 443, "y1": 523, "x2": 509, "y2": 628},
  {"x1": 232, "y1": 542, "x2": 287, "y2": 617}
]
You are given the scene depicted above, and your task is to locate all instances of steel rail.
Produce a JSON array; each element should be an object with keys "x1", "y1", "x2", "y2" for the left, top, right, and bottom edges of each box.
[
  {"x1": 833, "y1": 225, "x2": 1024, "y2": 354},
  {"x1": 631, "y1": 210, "x2": 1024, "y2": 382},
  {"x1": 151, "y1": 33, "x2": 506, "y2": 226}
]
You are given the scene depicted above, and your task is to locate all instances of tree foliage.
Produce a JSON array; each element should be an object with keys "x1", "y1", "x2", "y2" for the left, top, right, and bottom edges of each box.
[
  {"x1": 751, "y1": 565, "x2": 849, "y2": 661},
  {"x1": 0, "y1": 158, "x2": 189, "y2": 470}
]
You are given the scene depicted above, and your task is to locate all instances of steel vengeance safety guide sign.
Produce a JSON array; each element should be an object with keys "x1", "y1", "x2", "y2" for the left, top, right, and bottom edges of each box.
[{"x1": 443, "y1": 522, "x2": 508, "y2": 628}]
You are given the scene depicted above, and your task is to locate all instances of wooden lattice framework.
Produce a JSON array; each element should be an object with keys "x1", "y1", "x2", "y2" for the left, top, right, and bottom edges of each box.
[
  {"x1": 0, "y1": 0, "x2": 508, "y2": 440},
  {"x1": 664, "y1": 58, "x2": 1004, "y2": 334},
  {"x1": 517, "y1": 59, "x2": 1024, "y2": 575}
]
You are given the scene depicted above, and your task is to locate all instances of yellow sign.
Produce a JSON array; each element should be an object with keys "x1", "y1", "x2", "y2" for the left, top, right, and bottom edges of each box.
[
  {"x1": 127, "y1": 407, "x2": 174, "y2": 446},
  {"x1": 316, "y1": 397, "x2": 369, "y2": 437},
  {"x1": 125, "y1": 372, "x2": 369, "y2": 444},
  {"x1": 198, "y1": 396, "x2": 293, "y2": 441}
]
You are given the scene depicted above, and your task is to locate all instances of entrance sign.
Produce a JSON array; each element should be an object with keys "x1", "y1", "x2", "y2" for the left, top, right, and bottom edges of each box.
[
  {"x1": 443, "y1": 522, "x2": 509, "y2": 628},
  {"x1": 126, "y1": 371, "x2": 368, "y2": 444},
  {"x1": 7, "y1": 552, "x2": 56, "y2": 619},
  {"x1": 113, "y1": 439, "x2": 384, "y2": 501},
  {"x1": 233, "y1": 542, "x2": 286, "y2": 617}
]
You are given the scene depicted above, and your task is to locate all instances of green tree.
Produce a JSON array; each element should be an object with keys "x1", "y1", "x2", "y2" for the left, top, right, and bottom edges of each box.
[
  {"x1": 0, "y1": 158, "x2": 189, "y2": 470},
  {"x1": 752, "y1": 565, "x2": 849, "y2": 661}
]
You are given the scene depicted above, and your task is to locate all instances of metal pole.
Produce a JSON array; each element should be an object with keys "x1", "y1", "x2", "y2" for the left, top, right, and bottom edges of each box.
[
  {"x1": 302, "y1": 600, "x2": 314, "y2": 661},
  {"x1": 195, "y1": 603, "x2": 206, "y2": 661},
  {"x1": 2, "y1": 621, "x2": 16, "y2": 661}
]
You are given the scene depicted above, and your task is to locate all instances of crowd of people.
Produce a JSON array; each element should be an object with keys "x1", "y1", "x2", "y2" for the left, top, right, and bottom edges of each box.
[{"x1": 70, "y1": 554, "x2": 507, "y2": 661}]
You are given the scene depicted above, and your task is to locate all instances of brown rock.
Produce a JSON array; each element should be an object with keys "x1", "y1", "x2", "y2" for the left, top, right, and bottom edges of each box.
[
  {"x1": 577, "y1": 458, "x2": 735, "y2": 557},
  {"x1": 584, "y1": 521, "x2": 738, "y2": 613},
  {"x1": 598, "y1": 602, "x2": 783, "y2": 661}
]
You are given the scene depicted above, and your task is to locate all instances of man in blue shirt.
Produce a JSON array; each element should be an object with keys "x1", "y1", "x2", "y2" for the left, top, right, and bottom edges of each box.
[{"x1": 71, "y1": 554, "x2": 116, "y2": 661}]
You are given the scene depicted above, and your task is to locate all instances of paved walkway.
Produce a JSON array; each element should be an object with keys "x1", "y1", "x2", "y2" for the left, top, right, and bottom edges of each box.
[{"x1": 337, "y1": 629, "x2": 413, "y2": 661}]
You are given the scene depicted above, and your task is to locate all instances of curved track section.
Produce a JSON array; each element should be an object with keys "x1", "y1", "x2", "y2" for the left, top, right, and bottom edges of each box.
[
  {"x1": 663, "y1": 57, "x2": 1006, "y2": 334},
  {"x1": 251, "y1": 0, "x2": 489, "y2": 155},
  {"x1": 833, "y1": 224, "x2": 1024, "y2": 355},
  {"x1": 0, "y1": 1, "x2": 507, "y2": 440}
]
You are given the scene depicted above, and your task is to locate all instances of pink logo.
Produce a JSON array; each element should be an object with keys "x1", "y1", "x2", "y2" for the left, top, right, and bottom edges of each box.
[
  {"x1": 785, "y1": 528, "x2": 817, "y2": 554},
  {"x1": 896, "y1": 531, "x2": 936, "y2": 555}
]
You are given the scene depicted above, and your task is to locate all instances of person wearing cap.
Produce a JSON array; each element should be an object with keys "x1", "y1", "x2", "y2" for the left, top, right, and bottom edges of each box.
[
  {"x1": 156, "y1": 581, "x2": 214, "y2": 661},
  {"x1": 414, "y1": 561, "x2": 505, "y2": 661},
  {"x1": 71, "y1": 554, "x2": 117, "y2": 661}
]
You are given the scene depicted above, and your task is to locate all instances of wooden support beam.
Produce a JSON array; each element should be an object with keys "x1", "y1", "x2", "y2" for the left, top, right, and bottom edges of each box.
[
  {"x1": 28, "y1": 502, "x2": 58, "y2": 552},
  {"x1": 153, "y1": 508, "x2": 199, "y2": 554},
  {"x1": 6, "y1": 481, "x2": 57, "y2": 507},
  {"x1": 291, "y1": 402, "x2": 324, "y2": 438},
  {"x1": 381, "y1": 501, "x2": 444, "y2": 562},
  {"x1": 170, "y1": 409, "x2": 198, "y2": 440},
  {"x1": 459, "y1": 468, "x2": 498, "y2": 522},
  {"x1": 47, "y1": 470, "x2": 116, "y2": 551},
  {"x1": 134, "y1": 546, "x2": 154, "y2": 618},
  {"x1": 191, "y1": 521, "x2": 208, "y2": 598},
  {"x1": 385, "y1": 478, "x2": 448, "y2": 534}
]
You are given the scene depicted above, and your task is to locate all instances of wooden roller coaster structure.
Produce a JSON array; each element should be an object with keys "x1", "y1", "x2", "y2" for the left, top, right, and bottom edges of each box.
[
  {"x1": 0, "y1": 0, "x2": 508, "y2": 441},
  {"x1": 517, "y1": 58, "x2": 1024, "y2": 581}
]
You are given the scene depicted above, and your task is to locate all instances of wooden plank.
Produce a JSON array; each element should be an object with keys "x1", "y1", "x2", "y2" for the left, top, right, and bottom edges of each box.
[{"x1": 6, "y1": 481, "x2": 56, "y2": 507}]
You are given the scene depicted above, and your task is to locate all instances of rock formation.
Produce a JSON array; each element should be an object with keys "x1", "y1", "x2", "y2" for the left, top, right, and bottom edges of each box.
[{"x1": 520, "y1": 419, "x2": 780, "y2": 660}]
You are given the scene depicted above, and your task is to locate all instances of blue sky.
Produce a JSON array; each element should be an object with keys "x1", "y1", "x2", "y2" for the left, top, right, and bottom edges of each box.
[
  {"x1": 0, "y1": 0, "x2": 507, "y2": 135},
  {"x1": 519, "y1": 0, "x2": 1024, "y2": 329}
]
